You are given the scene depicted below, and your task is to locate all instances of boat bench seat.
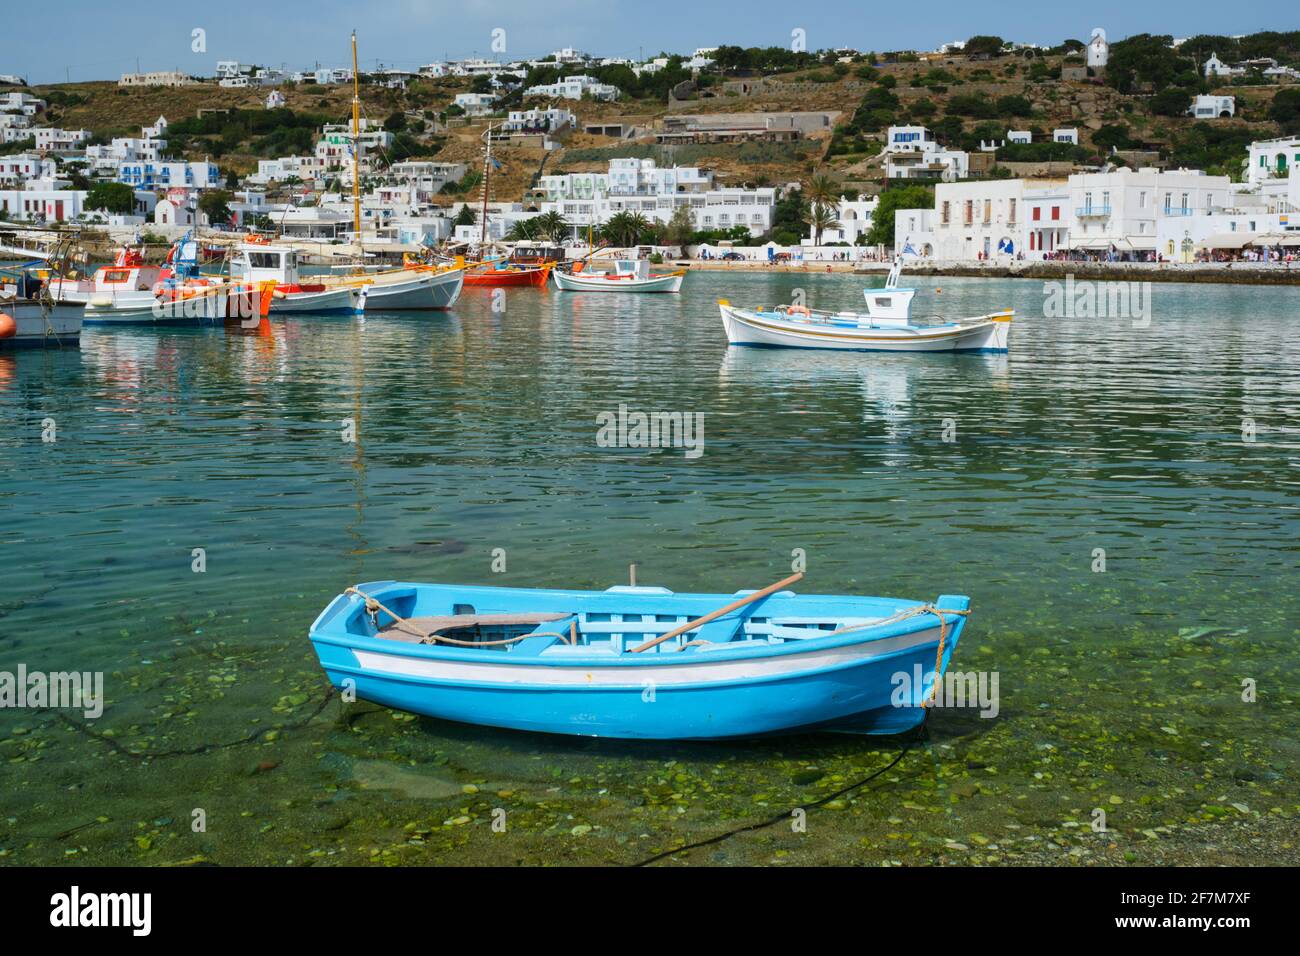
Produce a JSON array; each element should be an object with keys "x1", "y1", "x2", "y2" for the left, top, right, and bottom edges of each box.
[
  {"x1": 742, "y1": 617, "x2": 884, "y2": 642},
  {"x1": 380, "y1": 612, "x2": 568, "y2": 644},
  {"x1": 510, "y1": 616, "x2": 579, "y2": 655}
]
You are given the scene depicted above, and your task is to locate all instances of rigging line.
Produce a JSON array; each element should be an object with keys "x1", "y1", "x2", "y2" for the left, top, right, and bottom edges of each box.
[{"x1": 628, "y1": 726, "x2": 924, "y2": 867}]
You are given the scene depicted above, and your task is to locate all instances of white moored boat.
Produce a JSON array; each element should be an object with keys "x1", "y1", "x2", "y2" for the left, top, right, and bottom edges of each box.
[
  {"x1": 230, "y1": 242, "x2": 364, "y2": 315},
  {"x1": 83, "y1": 283, "x2": 258, "y2": 325},
  {"x1": 0, "y1": 293, "x2": 82, "y2": 348},
  {"x1": 46, "y1": 245, "x2": 163, "y2": 308},
  {"x1": 718, "y1": 300, "x2": 1012, "y2": 352},
  {"x1": 321, "y1": 264, "x2": 464, "y2": 310},
  {"x1": 553, "y1": 258, "x2": 685, "y2": 293}
]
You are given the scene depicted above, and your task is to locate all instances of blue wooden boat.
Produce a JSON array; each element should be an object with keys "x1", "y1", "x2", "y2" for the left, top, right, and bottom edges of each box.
[{"x1": 308, "y1": 574, "x2": 971, "y2": 740}]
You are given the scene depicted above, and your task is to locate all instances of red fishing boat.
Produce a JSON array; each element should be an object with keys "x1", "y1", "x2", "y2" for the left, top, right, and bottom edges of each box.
[{"x1": 461, "y1": 260, "x2": 553, "y2": 287}]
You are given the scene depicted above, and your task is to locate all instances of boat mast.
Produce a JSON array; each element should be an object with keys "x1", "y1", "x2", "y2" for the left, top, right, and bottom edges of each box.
[
  {"x1": 350, "y1": 31, "x2": 362, "y2": 249},
  {"x1": 479, "y1": 126, "x2": 493, "y2": 250}
]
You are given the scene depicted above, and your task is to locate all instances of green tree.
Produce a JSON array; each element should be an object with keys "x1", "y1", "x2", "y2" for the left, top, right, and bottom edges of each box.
[
  {"x1": 964, "y1": 36, "x2": 1005, "y2": 57},
  {"x1": 1150, "y1": 88, "x2": 1191, "y2": 117},
  {"x1": 664, "y1": 204, "x2": 695, "y2": 246},
  {"x1": 1269, "y1": 88, "x2": 1300, "y2": 132},
  {"x1": 804, "y1": 173, "x2": 839, "y2": 209},
  {"x1": 600, "y1": 210, "x2": 652, "y2": 247},
  {"x1": 1093, "y1": 124, "x2": 1137, "y2": 152},
  {"x1": 534, "y1": 210, "x2": 569, "y2": 243},
  {"x1": 198, "y1": 189, "x2": 234, "y2": 226},
  {"x1": 507, "y1": 218, "x2": 539, "y2": 242},
  {"x1": 866, "y1": 184, "x2": 933, "y2": 247},
  {"x1": 995, "y1": 95, "x2": 1033, "y2": 117},
  {"x1": 383, "y1": 110, "x2": 408, "y2": 132},
  {"x1": 910, "y1": 98, "x2": 938, "y2": 121},
  {"x1": 1105, "y1": 34, "x2": 1197, "y2": 95},
  {"x1": 85, "y1": 182, "x2": 136, "y2": 215},
  {"x1": 454, "y1": 204, "x2": 478, "y2": 227}
]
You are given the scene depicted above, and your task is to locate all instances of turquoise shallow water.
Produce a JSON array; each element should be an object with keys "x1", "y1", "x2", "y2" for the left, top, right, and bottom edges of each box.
[{"x1": 1, "y1": 271, "x2": 1297, "y2": 865}]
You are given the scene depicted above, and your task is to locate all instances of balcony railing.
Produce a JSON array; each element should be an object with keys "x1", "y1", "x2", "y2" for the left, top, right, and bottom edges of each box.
[
  {"x1": 1075, "y1": 205, "x2": 1112, "y2": 217},
  {"x1": 1162, "y1": 207, "x2": 1194, "y2": 217}
]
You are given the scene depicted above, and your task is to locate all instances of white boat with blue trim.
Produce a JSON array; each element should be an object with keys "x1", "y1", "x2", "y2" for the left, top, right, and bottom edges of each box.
[
  {"x1": 308, "y1": 572, "x2": 971, "y2": 740},
  {"x1": 719, "y1": 252, "x2": 1011, "y2": 352},
  {"x1": 553, "y1": 257, "x2": 685, "y2": 293},
  {"x1": 718, "y1": 300, "x2": 1013, "y2": 352}
]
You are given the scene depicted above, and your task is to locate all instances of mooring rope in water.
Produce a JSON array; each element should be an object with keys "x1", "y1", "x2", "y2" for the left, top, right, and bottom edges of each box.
[
  {"x1": 826, "y1": 605, "x2": 970, "y2": 707},
  {"x1": 627, "y1": 729, "x2": 923, "y2": 867},
  {"x1": 43, "y1": 686, "x2": 337, "y2": 761}
]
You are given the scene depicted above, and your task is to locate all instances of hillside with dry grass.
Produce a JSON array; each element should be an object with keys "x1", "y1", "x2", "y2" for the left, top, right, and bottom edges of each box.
[{"x1": 23, "y1": 47, "x2": 1299, "y2": 203}]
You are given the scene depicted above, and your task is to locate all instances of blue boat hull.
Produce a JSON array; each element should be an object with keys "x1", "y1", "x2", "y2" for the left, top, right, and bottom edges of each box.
[
  {"x1": 316, "y1": 641, "x2": 956, "y2": 739},
  {"x1": 309, "y1": 582, "x2": 969, "y2": 740}
]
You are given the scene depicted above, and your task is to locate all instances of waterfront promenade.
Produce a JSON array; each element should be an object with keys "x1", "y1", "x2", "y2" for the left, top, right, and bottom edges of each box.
[{"x1": 682, "y1": 257, "x2": 1300, "y2": 284}]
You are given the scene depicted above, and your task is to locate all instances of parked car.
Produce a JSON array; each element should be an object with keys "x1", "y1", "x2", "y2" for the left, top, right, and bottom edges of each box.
[{"x1": 720, "y1": 251, "x2": 745, "y2": 261}]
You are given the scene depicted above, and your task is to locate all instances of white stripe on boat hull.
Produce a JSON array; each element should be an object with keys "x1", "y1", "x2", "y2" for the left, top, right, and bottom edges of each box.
[
  {"x1": 269, "y1": 287, "x2": 361, "y2": 313},
  {"x1": 554, "y1": 270, "x2": 683, "y2": 293},
  {"x1": 331, "y1": 269, "x2": 463, "y2": 310},
  {"x1": 350, "y1": 625, "x2": 940, "y2": 688},
  {"x1": 83, "y1": 288, "x2": 235, "y2": 323}
]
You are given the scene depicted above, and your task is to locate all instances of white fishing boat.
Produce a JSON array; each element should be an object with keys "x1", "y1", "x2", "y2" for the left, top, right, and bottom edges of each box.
[
  {"x1": 553, "y1": 258, "x2": 685, "y2": 293},
  {"x1": 230, "y1": 242, "x2": 364, "y2": 314},
  {"x1": 45, "y1": 245, "x2": 163, "y2": 308},
  {"x1": 718, "y1": 300, "x2": 1012, "y2": 352},
  {"x1": 0, "y1": 293, "x2": 82, "y2": 348},
  {"x1": 83, "y1": 282, "x2": 258, "y2": 326},
  {"x1": 321, "y1": 263, "x2": 464, "y2": 310}
]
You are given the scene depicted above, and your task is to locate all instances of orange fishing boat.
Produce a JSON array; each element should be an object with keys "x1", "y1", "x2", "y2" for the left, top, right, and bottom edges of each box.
[{"x1": 462, "y1": 260, "x2": 553, "y2": 287}]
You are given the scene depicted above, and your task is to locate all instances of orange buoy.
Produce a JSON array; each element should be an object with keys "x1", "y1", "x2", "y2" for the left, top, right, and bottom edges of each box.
[{"x1": 0, "y1": 313, "x2": 17, "y2": 339}]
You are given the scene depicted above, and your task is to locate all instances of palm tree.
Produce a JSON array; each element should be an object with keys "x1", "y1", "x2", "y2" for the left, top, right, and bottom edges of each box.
[
  {"x1": 804, "y1": 201, "x2": 839, "y2": 246},
  {"x1": 508, "y1": 218, "x2": 539, "y2": 242},
  {"x1": 805, "y1": 173, "x2": 839, "y2": 209},
  {"x1": 601, "y1": 211, "x2": 651, "y2": 248},
  {"x1": 534, "y1": 210, "x2": 569, "y2": 243}
]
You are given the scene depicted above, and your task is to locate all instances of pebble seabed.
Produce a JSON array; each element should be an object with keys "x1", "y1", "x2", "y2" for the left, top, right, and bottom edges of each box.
[{"x1": 2, "y1": 615, "x2": 1295, "y2": 866}]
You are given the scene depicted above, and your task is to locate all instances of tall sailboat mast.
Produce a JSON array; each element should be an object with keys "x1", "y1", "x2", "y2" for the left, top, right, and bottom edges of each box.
[
  {"x1": 479, "y1": 127, "x2": 493, "y2": 249},
  {"x1": 350, "y1": 31, "x2": 362, "y2": 246}
]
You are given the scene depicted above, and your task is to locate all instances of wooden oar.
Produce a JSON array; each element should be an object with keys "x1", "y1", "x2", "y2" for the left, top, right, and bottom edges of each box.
[{"x1": 628, "y1": 572, "x2": 804, "y2": 653}]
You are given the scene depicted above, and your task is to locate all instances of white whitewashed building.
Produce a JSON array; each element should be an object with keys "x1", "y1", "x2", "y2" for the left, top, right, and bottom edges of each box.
[
  {"x1": 807, "y1": 196, "x2": 879, "y2": 245},
  {"x1": 1087, "y1": 29, "x2": 1109, "y2": 69},
  {"x1": 1067, "y1": 167, "x2": 1232, "y2": 255},
  {"x1": 883, "y1": 125, "x2": 970, "y2": 181},
  {"x1": 502, "y1": 108, "x2": 574, "y2": 133},
  {"x1": 33, "y1": 128, "x2": 90, "y2": 151},
  {"x1": 452, "y1": 92, "x2": 498, "y2": 117},
  {"x1": 1189, "y1": 95, "x2": 1235, "y2": 118},
  {"x1": 538, "y1": 158, "x2": 774, "y2": 236},
  {"x1": 524, "y1": 75, "x2": 619, "y2": 102}
]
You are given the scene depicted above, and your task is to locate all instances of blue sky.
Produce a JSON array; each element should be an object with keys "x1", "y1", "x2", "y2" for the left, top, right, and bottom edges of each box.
[{"x1": 6, "y1": 1, "x2": 1290, "y2": 85}]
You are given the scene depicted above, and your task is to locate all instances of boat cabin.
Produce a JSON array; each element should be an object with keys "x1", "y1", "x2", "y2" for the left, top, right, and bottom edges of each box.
[
  {"x1": 863, "y1": 253, "x2": 916, "y2": 322},
  {"x1": 92, "y1": 261, "x2": 161, "y2": 292},
  {"x1": 606, "y1": 259, "x2": 651, "y2": 279},
  {"x1": 231, "y1": 243, "x2": 304, "y2": 286}
]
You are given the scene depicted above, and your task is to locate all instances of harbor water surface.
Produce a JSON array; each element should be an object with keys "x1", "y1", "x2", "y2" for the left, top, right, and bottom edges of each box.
[{"x1": 1, "y1": 271, "x2": 1297, "y2": 865}]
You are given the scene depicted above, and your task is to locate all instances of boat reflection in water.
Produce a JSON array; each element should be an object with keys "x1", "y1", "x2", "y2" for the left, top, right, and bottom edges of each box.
[{"x1": 718, "y1": 346, "x2": 1009, "y2": 428}]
